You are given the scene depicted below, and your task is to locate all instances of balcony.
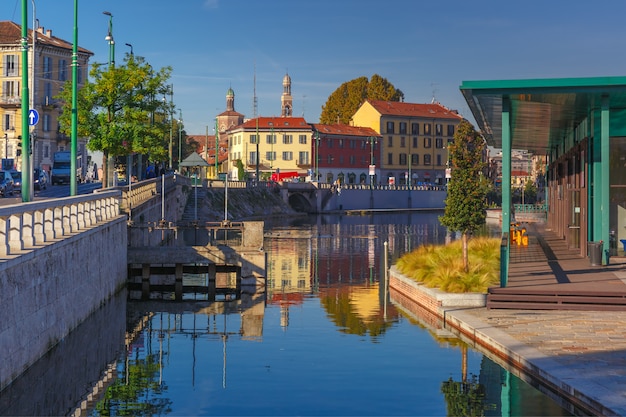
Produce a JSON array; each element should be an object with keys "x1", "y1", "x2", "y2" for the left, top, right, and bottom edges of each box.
[{"x1": 0, "y1": 96, "x2": 21, "y2": 108}]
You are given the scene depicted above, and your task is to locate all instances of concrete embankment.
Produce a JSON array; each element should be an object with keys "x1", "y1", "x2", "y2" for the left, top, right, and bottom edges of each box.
[{"x1": 388, "y1": 267, "x2": 624, "y2": 416}]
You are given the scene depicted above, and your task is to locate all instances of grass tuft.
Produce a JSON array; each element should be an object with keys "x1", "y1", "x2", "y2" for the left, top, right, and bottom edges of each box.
[{"x1": 395, "y1": 237, "x2": 500, "y2": 293}]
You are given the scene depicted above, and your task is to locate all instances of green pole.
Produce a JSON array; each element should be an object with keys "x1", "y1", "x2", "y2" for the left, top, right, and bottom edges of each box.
[
  {"x1": 20, "y1": 0, "x2": 31, "y2": 201},
  {"x1": 214, "y1": 118, "x2": 219, "y2": 177},
  {"x1": 70, "y1": 0, "x2": 78, "y2": 196}
]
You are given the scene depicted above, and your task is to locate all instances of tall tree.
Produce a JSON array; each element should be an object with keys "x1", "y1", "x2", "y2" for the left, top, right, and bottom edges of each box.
[
  {"x1": 57, "y1": 54, "x2": 174, "y2": 187},
  {"x1": 320, "y1": 74, "x2": 404, "y2": 124},
  {"x1": 440, "y1": 120, "x2": 488, "y2": 272}
]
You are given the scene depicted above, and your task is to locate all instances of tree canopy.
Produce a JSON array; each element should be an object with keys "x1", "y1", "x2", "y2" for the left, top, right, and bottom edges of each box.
[
  {"x1": 57, "y1": 54, "x2": 177, "y2": 185},
  {"x1": 319, "y1": 74, "x2": 404, "y2": 124},
  {"x1": 439, "y1": 119, "x2": 488, "y2": 271}
]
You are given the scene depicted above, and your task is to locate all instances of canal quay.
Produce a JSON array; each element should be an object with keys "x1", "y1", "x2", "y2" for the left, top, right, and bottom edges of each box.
[{"x1": 1, "y1": 179, "x2": 626, "y2": 415}]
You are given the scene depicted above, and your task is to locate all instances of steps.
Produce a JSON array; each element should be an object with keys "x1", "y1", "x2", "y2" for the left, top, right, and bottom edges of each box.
[{"x1": 181, "y1": 186, "x2": 206, "y2": 224}]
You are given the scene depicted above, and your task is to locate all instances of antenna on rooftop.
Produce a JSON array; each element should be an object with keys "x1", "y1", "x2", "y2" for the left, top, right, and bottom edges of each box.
[
  {"x1": 253, "y1": 63, "x2": 258, "y2": 118},
  {"x1": 431, "y1": 82, "x2": 438, "y2": 104}
]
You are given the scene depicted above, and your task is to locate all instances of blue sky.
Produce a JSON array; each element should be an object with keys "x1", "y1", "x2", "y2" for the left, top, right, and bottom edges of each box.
[{"x1": 6, "y1": 0, "x2": 626, "y2": 135}]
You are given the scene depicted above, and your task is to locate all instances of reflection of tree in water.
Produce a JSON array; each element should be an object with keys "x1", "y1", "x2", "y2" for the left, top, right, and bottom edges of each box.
[
  {"x1": 94, "y1": 353, "x2": 172, "y2": 416},
  {"x1": 319, "y1": 285, "x2": 398, "y2": 339},
  {"x1": 441, "y1": 373, "x2": 487, "y2": 417}
]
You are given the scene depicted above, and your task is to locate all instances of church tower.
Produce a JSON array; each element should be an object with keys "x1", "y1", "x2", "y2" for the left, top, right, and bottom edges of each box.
[
  {"x1": 216, "y1": 86, "x2": 244, "y2": 134},
  {"x1": 281, "y1": 72, "x2": 293, "y2": 117}
]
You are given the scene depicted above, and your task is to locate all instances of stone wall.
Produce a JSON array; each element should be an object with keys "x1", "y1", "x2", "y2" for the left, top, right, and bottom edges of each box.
[{"x1": 0, "y1": 216, "x2": 127, "y2": 391}]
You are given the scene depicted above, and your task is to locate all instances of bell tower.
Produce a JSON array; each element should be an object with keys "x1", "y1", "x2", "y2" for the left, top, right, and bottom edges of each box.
[{"x1": 281, "y1": 72, "x2": 293, "y2": 117}]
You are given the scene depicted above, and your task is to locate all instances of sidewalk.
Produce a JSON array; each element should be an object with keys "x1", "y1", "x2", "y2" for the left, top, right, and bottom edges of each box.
[{"x1": 390, "y1": 224, "x2": 626, "y2": 415}]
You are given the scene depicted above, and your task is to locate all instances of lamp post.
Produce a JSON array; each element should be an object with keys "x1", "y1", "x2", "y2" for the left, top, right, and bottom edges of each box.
[
  {"x1": 178, "y1": 110, "x2": 183, "y2": 172},
  {"x1": 369, "y1": 136, "x2": 376, "y2": 208},
  {"x1": 103, "y1": 11, "x2": 115, "y2": 187},
  {"x1": 168, "y1": 85, "x2": 173, "y2": 170},
  {"x1": 314, "y1": 130, "x2": 319, "y2": 182},
  {"x1": 20, "y1": 0, "x2": 31, "y2": 201},
  {"x1": 69, "y1": 0, "x2": 78, "y2": 196},
  {"x1": 125, "y1": 42, "x2": 133, "y2": 56}
]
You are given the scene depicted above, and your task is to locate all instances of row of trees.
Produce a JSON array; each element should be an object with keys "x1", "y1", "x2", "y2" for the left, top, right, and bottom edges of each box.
[{"x1": 57, "y1": 54, "x2": 188, "y2": 186}]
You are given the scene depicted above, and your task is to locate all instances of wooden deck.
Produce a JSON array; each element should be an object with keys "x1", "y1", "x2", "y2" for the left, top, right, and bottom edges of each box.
[{"x1": 487, "y1": 225, "x2": 626, "y2": 310}]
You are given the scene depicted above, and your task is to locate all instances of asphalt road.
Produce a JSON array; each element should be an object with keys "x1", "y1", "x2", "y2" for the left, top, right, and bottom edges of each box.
[{"x1": 0, "y1": 181, "x2": 106, "y2": 206}]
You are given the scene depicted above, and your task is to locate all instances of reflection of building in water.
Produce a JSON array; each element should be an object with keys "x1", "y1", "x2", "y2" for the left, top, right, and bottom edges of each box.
[{"x1": 266, "y1": 234, "x2": 312, "y2": 292}]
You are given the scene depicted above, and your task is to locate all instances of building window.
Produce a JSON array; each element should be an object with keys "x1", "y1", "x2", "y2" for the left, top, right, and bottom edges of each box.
[
  {"x1": 299, "y1": 134, "x2": 307, "y2": 144},
  {"x1": 282, "y1": 151, "x2": 293, "y2": 160},
  {"x1": 58, "y1": 59, "x2": 67, "y2": 81},
  {"x1": 386, "y1": 121, "x2": 394, "y2": 134},
  {"x1": 424, "y1": 154, "x2": 431, "y2": 165},
  {"x1": 266, "y1": 134, "x2": 276, "y2": 144},
  {"x1": 424, "y1": 137, "x2": 432, "y2": 148},
  {"x1": 436, "y1": 124, "x2": 443, "y2": 135},
  {"x1": 2, "y1": 81, "x2": 19, "y2": 100},
  {"x1": 400, "y1": 136, "x2": 406, "y2": 148},
  {"x1": 349, "y1": 155, "x2": 356, "y2": 165},
  {"x1": 387, "y1": 136, "x2": 393, "y2": 147},
  {"x1": 436, "y1": 138, "x2": 443, "y2": 149},
  {"x1": 299, "y1": 151, "x2": 309, "y2": 165},
  {"x1": 266, "y1": 151, "x2": 276, "y2": 161},
  {"x1": 411, "y1": 122, "x2": 419, "y2": 135},
  {"x1": 437, "y1": 154, "x2": 442, "y2": 166},
  {"x1": 447, "y1": 124, "x2": 455, "y2": 136},
  {"x1": 327, "y1": 140, "x2": 333, "y2": 148},
  {"x1": 413, "y1": 137, "x2": 418, "y2": 148},
  {"x1": 349, "y1": 139, "x2": 356, "y2": 149},
  {"x1": 283, "y1": 135, "x2": 293, "y2": 144},
  {"x1": 250, "y1": 134, "x2": 258, "y2": 144},
  {"x1": 249, "y1": 151, "x2": 257, "y2": 165},
  {"x1": 4, "y1": 55, "x2": 18, "y2": 77},
  {"x1": 424, "y1": 123, "x2": 431, "y2": 136},
  {"x1": 4, "y1": 113, "x2": 13, "y2": 131},
  {"x1": 43, "y1": 114, "x2": 50, "y2": 131},
  {"x1": 399, "y1": 122, "x2": 407, "y2": 134},
  {"x1": 387, "y1": 153, "x2": 393, "y2": 165},
  {"x1": 327, "y1": 155, "x2": 333, "y2": 164},
  {"x1": 399, "y1": 153, "x2": 407, "y2": 165},
  {"x1": 43, "y1": 144, "x2": 49, "y2": 158},
  {"x1": 43, "y1": 57, "x2": 52, "y2": 79},
  {"x1": 411, "y1": 153, "x2": 419, "y2": 166},
  {"x1": 338, "y1": 139, "x2": 344, "y2": 148}
]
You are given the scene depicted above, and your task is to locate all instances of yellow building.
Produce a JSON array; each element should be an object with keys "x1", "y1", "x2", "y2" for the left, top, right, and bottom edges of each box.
[
  {"x1": 351, "y1": 100, "x2": 462, "y2": 185},
  {"x1": 226, "y1": 116, "x2": 313, "y2": 180},
  {"x1": 0, "y1": 21, "x2": 93, "y2": 172}
]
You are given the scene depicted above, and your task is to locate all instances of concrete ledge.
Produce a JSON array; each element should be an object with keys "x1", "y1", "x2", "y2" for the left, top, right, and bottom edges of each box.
[{"x1": 389, "y1": 266, "x2": 486, "y2": 308}]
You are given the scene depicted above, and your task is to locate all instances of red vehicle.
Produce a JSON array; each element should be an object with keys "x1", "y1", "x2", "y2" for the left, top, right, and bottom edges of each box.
[{"x1": 270, "y1": 171, "x2": 301, "y2": 182}]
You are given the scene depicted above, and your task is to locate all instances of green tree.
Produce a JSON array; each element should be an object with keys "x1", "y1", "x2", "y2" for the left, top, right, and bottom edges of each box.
[
  {"x1": 57, "y1": 54, "x2": 174, "y2": 186},
  {"x1": 320, "y1": 74, "x2": 404, "y2": 124},
  {"x1": 440, "y1": 120, "x2": 488, "y2": 272}
]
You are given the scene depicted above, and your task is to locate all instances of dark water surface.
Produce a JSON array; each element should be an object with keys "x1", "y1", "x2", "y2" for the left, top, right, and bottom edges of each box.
[{"x1": 0, "y1": 212, "x2": 574, "y2": 416}]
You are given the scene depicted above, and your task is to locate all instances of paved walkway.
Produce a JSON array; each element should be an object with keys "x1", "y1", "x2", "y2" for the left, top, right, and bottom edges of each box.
[{"x1": 445, "y1": 225, "x2": 626, "y2": 416}]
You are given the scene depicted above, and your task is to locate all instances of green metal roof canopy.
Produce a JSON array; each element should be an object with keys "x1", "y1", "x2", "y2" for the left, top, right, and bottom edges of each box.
[{"x1": 460, "y1": 76, "x2": 626, "y2": 153}]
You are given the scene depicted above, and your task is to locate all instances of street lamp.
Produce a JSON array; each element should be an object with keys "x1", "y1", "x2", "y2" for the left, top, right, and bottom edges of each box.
[
  {"x1": 178, "y1": 110, "x2": 183, "y2": 172},
  {"x1": 369, "y1": 136, "x2": 376, "y2": 208},
  {"x1": 125, "y1": 42, "x2": 133, "y2": 56},
  {"x1": 103, "y1": 11, "x2": 115, "y2": 187},
  {"x1": 103, "y1": 11, "x2": 115, "y2": 67}
]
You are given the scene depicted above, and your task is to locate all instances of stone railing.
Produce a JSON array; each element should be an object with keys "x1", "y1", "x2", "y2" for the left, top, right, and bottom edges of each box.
[{"x1": 0, "y1": 190, "x2": 121, "y2": 259}]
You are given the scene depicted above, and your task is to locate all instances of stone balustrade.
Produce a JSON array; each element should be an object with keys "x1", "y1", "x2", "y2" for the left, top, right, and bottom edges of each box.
[{"x1": 0, "y1": 190, "x2": 121, "y2": 259}]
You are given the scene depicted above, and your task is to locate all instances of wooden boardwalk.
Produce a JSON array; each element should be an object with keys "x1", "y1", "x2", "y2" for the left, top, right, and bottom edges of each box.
[{"x1": 487, "y1": 224, "x2": 626, "y2": 310}]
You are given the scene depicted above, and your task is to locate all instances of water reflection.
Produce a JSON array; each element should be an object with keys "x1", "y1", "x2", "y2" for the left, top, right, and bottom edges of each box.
[{"x1": 0, "y1": 213, "x2": 575, "y2": 416}]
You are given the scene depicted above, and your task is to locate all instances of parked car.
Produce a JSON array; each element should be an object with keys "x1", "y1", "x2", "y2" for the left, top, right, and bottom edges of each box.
[
  {"x1": 0, "y1": 170, "x2": 15, "y2": 197},
  {"x1": 10, "y1": 171, "x2": 21, "y2": 193},
  {"x1": 34, "y1": 168, "x2": 48, "y2": 191}
]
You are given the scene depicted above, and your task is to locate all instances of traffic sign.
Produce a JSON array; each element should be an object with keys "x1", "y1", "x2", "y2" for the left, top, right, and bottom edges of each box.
[{"x1": 28, "y1": 109, "x2": 39, "y2": 126}]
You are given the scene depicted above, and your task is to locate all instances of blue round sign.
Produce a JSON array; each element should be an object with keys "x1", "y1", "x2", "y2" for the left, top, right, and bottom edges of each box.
[{"x1": 28, "y1": 109, "x2": 39, "y2": 126}]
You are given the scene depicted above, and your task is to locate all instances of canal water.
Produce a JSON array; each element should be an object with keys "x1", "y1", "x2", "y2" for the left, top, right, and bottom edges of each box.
[{"x1": 0, "y1": 212, "x2": 575, "y2": 416}]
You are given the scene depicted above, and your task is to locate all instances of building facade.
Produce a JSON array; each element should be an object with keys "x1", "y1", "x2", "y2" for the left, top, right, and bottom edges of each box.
[
  {"x1": 226, "y1": 116, "x2": 313, "y2": 180},
  {"x1": 0, "y1": 21, "x2": 93, "y2": 173},
  {"x1": 310, "y1": 124, "x2": 381, "y2": 185},
  {"x1": 351, "y1": 100, "x2": 463, "y2": 185}
]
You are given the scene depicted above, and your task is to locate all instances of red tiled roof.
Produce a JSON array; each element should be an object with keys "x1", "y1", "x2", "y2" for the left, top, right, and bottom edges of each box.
[
  {"x1": 217, "y1": 110, "x2": 244, "y2": 117},
  {"x1": 311, "y1": 123, "x2": 380, "y2": 138},
  {"x1": 237, "y1": 116, "x2": 311, "y2": 130},
  {"x1": 0, "y1": 21, "x2": 93, "y2": 55},
  {"x1": 366, "y1": 100, "x2": 463, "y2": 120}
]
